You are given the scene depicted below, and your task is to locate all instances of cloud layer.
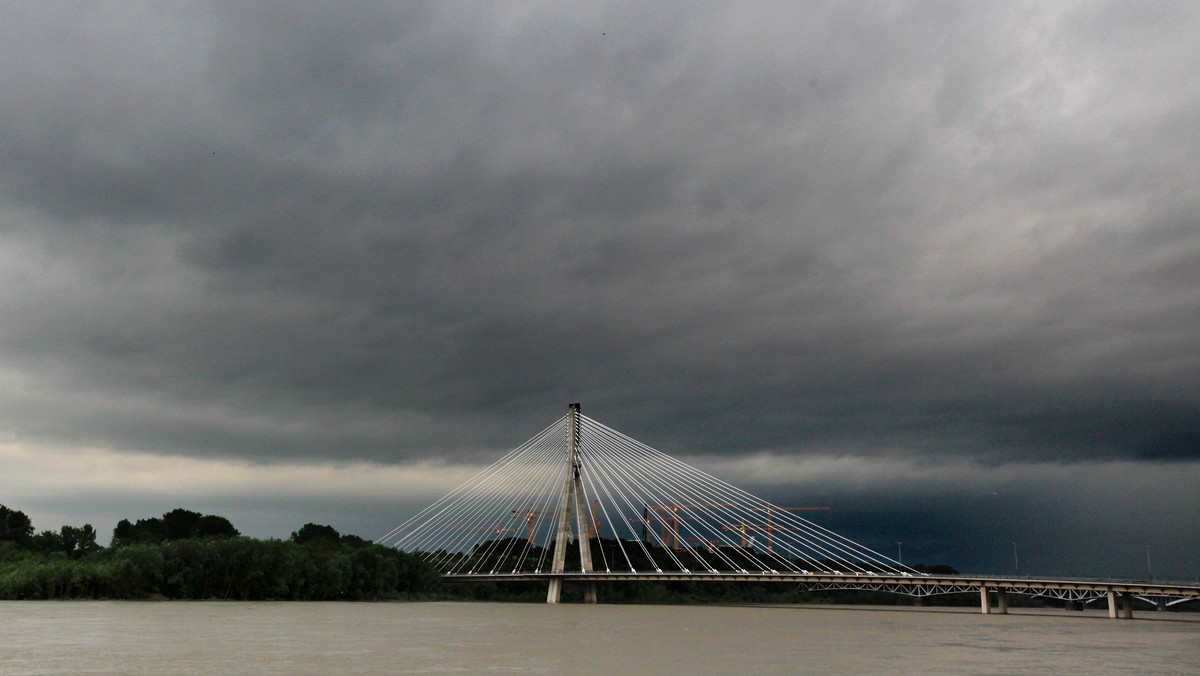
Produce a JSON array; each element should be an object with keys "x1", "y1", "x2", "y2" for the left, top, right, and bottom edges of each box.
[{"x1": 1, "y1": 2, "x2": 1197, "y2": 576}]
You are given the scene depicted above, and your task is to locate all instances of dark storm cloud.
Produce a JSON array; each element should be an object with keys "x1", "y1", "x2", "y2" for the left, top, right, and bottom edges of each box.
[{"x1": 0, "y1": 0, "x2": 1198, "y2": 476}]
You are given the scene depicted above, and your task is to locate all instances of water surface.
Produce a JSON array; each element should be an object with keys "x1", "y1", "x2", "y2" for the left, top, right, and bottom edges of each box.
[{"x1": 2, "y1": 601, "x2": 1197, "y2": 674}]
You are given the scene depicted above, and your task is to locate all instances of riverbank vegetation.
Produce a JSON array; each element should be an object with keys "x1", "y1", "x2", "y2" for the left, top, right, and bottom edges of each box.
[
  {"x1": 5, "y1": 503, "x2": 1178, "y2": 611},
  {"x1": 1, "y1": 503, "x2": 958, "y2": 604},
  {"x1": 1, "y1": 505, "x2": 443, "y2": 600}
]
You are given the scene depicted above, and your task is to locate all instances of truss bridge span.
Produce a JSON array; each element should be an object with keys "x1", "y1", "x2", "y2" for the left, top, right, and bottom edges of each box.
[{"x1": 445, "y1": 571, "x2": 1200, "y2": 617}]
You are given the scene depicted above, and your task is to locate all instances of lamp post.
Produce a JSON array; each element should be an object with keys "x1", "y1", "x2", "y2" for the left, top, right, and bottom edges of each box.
[
  {"x1": 1146, "y1": 545, "x2": 1154, "y2": 581},
  {"x1": 1012, "y1": 542, "x2": 1019, "y2": 575},
  {"x1": 897, "y1": 541, "x2": 902, "y2": 564}
]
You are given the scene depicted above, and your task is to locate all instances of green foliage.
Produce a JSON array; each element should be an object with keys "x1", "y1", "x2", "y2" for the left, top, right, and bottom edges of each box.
[
  {"x1": 290, "y1": 523, "x2": 341, "y2": 548},
  {"x1": 0, "y1": 504, "x2": 445, "y2": 601},
  {"x1": 31, "y1": 524, "x2": 103, "y2": 559},
  {"x1": 112, "y1": 509, "x2": 239, "y2": 547},
  {"x1": 0, "y1": 532, "x2": 443, "y2": 601},
  {"x1": 0, "y1": 504, "x2": 34, "y2": 547}
]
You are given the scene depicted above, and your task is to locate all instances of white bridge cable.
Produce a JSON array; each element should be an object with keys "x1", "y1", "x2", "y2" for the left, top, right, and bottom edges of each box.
[
  {"x1": 387, "y1": 417, "x2": 567, "y2": 571},
  {"x1": 493, "y1": 430, "x2": 572, "y2": 573},
  {"x1": 462, "y1": 430, "x2": 569, "y2": 574},
  {"x1": 571, "y1": 455, "x2": 615, "y2": 573},
  {"x1": 578, "y1": 422, "x2": 755, "y2": 573},
  {"x1": 579, "y1": 423, "x2": 729, "y2": 573},
  {"x1": 581, "y1": 416, "x2": 913, "y2": 575},
  {"x1": 590, "y1": 418, "x2": 893, "y2": 574},
  {"x1": 503, "y1": 450, "x2": 565, "y2": 573},
  {"x1": 580, "y1": 420, "x2": 762, "y2": 568},
  {"x1": 451, "y1": 430, "x2": 567, "y2": 574},
  {"x1": 373, "y1": 417, "x2": 564, "y2": 549},
  {"x1": 445, "y1": 428, "x2": 569, "y2": 573},
  {"x1": 445, "y1": 420, "x2": 576, "y2": 574},
  {"x1": 587, "y1": 426, "x2": 839, "y2": 572},
  {"x1": 577, "y1": 432, "x2": 693, "y2": 572},
  {"x1": 378, "y1": 409, "x2": 917, "y2": 577},
  {"x1": 580, "y1": 420, "x2": 793, "y2": 574},
  {"x1": 577, "y1": 440, "x2": 661, "y2": 572},
  {"x1": 422, "y1": 429, "x2": 561, "y2": 567},
  {"x1": 585, "y1": 416, "x2": 916, "y2": 574}
]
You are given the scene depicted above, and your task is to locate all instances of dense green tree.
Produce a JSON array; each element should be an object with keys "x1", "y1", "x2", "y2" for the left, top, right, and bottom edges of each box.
[
  {"x1": 0, "y1": 504, "x2": 34, "y2": 547},
  {"x1": 62, "y1": 524, "x2": 101, "y2": 558},
  {"x1": 111, "y1": 509, "x2": 239, "y2": 546},
  {"x1": 291, "y1": 523, "x2": 340, "y2": 548},
  {"x1": 111, "y1": 518, "x2": 138, "y2": 547},
  {"x1": 112, "y1": 516, "x2": 167, "y2": 545},
  {"x1": 194, "y1": 514, "x2": 239, "y2": 538},
  {"x1": 161, "y1": 508, "x2": 204, "y2": 540},
  {"x1": 30, "y1": 524, "x2": 102, "y2": 559}
]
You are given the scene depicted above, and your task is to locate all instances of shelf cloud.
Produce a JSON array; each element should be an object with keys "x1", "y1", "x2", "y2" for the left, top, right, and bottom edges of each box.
[{"x1": 1, "y1": 2, "x2": 1197, "y2": 577}]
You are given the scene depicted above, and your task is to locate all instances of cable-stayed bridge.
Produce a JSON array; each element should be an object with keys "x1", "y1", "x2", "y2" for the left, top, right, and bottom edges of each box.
[{"x1": 377, "y1": 404, "x2": 1199, "y2": 617}]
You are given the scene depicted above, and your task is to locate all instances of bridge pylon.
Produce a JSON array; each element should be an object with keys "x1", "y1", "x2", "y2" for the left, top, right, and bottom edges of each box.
[
  {"x1": 547, "y1": 403, "x2": 597, "y2": 603},
  {"x1": 378, "y1": 403, "x2": 937, "y2": 598},
  {"x1": 376, "y1": 404, "x2": 1200, "y2": 614}
]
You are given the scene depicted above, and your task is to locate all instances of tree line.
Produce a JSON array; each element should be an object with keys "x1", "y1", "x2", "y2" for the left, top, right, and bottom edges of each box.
[
  {"x1": 2, "y1": 503, "x2": 1023, "y2": 607},
  {"x1": 0, "y1": 504, "x2": 444, "y2": 601}
]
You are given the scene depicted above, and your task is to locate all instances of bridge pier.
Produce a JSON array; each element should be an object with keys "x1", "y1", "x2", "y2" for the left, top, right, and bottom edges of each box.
[
  {"x1": 1122, "y1": 592, "x2": 1133, "y2": 619},
  {"x1": 545, "y1": 577, "x2": 597, "y2": 604},
  {"x1": 1108, "y1": 590, "x2": 1118, "y2": 619},
  {"x1": 978, "y1": 586, "x2": 1007, "y2": 615}
]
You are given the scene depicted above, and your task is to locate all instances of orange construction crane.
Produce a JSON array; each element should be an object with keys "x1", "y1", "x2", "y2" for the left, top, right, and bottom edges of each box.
[
  {"x1": 587, "y1": 499, "x2": 604, "y2": 538},
  {"x1": 630, "y1": 500, "x2": 738, "y2": 549},
  {"x1": 511, "y1": 504, "x2": 556, "y2": 544},
  {"x1": 512, "y1": 500, "x2": 604, "y2": 543},
  {"x1": 723, "y1": 506, "x2": 829, "y2": 553}
]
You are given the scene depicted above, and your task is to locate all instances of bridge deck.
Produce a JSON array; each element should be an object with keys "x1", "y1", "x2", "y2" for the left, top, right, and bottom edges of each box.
[{"x1": 443, "y1": 571, "x2": 1200, "y2": 598}]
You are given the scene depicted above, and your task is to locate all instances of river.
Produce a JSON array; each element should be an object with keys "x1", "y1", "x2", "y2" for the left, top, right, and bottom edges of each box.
[{"x1": 2, "y1": 601, "x2": 1197, "y2": 674}]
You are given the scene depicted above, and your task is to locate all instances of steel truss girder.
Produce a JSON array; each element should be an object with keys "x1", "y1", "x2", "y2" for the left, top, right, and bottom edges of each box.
[
  {"x1": 792, "y1": 582, "x2": 1199, "y2": 606},
  {"x1": 447, "y1": 571, "x2": 1200, "y2": 606}
]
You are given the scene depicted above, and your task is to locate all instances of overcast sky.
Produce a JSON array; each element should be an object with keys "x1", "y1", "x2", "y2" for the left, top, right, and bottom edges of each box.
[{"x1": 1, "y1": 1, "x2": 1197, "y2": 579}]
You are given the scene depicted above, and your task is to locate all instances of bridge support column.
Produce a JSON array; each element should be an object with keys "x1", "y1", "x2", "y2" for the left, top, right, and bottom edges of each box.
[
  {"x1": 1121, "y1": 592, "x2": 1133, "y2": 619},
  {"x1": 547, "y1": 404, "x2": 597, "y2": 604},
  {"x1": 996, "y1": 589, "x2": 1008, "y2": 614},
  {"x1": 1107, "y1": 591, "x2": 1118, "y2": 619},
  {"x1": 979, "y1": 586, "x2": 990, "y2": 614}
]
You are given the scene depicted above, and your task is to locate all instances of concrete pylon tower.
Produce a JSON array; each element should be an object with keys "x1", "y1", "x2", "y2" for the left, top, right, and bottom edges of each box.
[{"x1": 546, "y1": 403, "x2": 598, "y2": 603}]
